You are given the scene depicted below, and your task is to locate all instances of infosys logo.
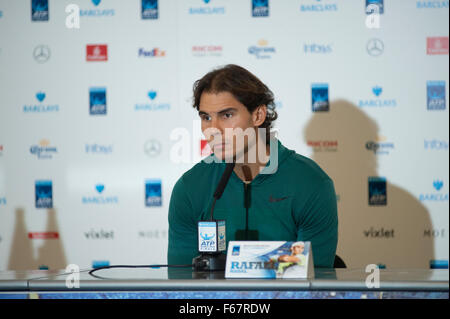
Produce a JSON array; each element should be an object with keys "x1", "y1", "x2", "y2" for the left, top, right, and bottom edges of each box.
[
  {"x1": 424, "y1": 139, "x2": 449, "y2": 150},
  {"x1": 85, "y1": 143, "x2": 113, "y2": 154},
  {"x1": 23, "y1": 92, "x2": 59, "y2": 113},
  {"x1": 189, "y1": 0, "x2": 225, "y2": 15},
  {"x1": 303, "y1": 43, "x2": 333, "y2": 54},
  {"x1": 307, "y1": 140, "x2": 338, "y2": 152}
]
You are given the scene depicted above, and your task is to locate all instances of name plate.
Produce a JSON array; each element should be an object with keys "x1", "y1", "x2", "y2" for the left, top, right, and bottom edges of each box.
[{"x1": 225, "y1": 241, "x2": 314, "y2": 279}]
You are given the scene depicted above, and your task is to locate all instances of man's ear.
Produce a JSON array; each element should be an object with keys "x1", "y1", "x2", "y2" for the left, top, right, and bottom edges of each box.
[{"x1": 252, "y1": 105, "x2": 267, "y2": 126}]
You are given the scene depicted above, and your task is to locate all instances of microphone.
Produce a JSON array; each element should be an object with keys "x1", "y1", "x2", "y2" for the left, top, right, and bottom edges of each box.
[{"x1": 193, "y1": 162, "x2": 235, "y2": 271}]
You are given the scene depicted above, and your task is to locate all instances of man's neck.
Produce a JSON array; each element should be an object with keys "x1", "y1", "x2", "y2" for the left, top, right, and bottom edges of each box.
[{"x1": 233, "y1": 140, "x2": 270, "y2": 183}]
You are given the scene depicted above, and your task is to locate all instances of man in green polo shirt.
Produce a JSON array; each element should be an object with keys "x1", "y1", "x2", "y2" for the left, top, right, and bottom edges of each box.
[{"x1": 168, "y1": 64, "x2": 338, "y2": 268}]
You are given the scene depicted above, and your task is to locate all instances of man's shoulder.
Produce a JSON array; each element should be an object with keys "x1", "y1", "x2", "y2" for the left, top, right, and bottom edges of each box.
[
  {"x1": 281, "y1": 149, "x2": 333, "y2": 185},
  {"x1": 178, "y1": 154, "x2": 223, "y2": 184}
]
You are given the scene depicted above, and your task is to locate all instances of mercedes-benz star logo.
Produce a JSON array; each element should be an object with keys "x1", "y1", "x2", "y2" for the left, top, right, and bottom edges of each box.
[
  {"x1": 144, "y1": 139, "x2": 161, "y2": 157},
  {"x1": 33, "y1": 45, "x2": 51, "y2": 63},
  {"x1": 366, "y1": 38, "x2": 384, "y2": 57}
]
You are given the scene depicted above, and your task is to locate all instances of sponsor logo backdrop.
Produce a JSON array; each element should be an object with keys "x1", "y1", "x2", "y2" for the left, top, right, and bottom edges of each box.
[{"x1": 0, "y1": 0, "x2": 448, "y2": 270}]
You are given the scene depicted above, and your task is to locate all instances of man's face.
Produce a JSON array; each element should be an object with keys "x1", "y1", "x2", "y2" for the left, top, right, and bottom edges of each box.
[
  {"x1": 199, "y1": 91, "x2": 263, "y2": 161},
  {"x1": 292, "y1": 245, "x2": 304, "y2": 255}
]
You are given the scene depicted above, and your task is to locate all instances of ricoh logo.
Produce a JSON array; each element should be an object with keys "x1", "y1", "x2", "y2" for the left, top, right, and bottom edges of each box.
[
  {"x1": 307, "y1": 140, "x2": 338, "y2": 152},
  {"x1": 23, "y1": 92, "x2": 59, "y2": 113},
  {"x1": 300, "y1": 0, "x2": 338, "y2": 12},
  {"x1": 85, "y1": 143, "x2": 113, "y2": 154},
  {"x1": 82, "y1": 184, "x2": 118, "y2": 205},
  {"x1": 192, "y1": 45, "x2": 223, "y2": 57},
  {"x1": 189, "y1": 0, "x2": 225, "y2": 15},
  {"x1": 135, "y1": 91, "x2": 171, "y2": 111},
  {"x1": 84, "y1": 229, "x2": 114, "y2": 240},
  {"x1": 30, "y1": 139, "x2": 57, "y2": 159},
  {"x1": 79, "y1": 0, "x2": 115, "y2": 17},
  {"x1": 358, "y1": 86, "x2": 397, "y2": 108},
  {"x1": 419, "y1": 180, "x2": 449, "y2": 202},
  {"x1": 138, "y1": 48, "x2": 166, "y2": 58}
]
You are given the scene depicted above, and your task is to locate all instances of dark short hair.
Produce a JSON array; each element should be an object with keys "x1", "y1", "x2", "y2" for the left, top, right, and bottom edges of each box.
[{"x1": 192, "y1": 64, "x2": 278, "y2": 143}]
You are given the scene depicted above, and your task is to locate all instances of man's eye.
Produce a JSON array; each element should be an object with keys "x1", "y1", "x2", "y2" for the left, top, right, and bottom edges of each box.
[
  {"x1": 201, "y1": 115, "x2": 211, "y2": 121},
  {"x1": 223, "y1": 112, "x2": 233, "y2": 119}
]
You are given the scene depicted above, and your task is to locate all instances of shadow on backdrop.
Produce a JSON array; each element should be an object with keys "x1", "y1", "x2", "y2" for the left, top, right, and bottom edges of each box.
[
  {"x1": 8, "y1": 208, "x2": 67, "y2": 273},
  {"x1": 303, "y1": 99, "x2": 434, "y2": 269}
]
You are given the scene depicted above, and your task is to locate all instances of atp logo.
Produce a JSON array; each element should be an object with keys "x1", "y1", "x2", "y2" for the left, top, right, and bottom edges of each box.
[
  {"x1": 200, "y1": 233, "x2": 215, "y2": 241},
  {"x1": 252, "y1": 0, "x2": 269, "y2": 17},
  {"x1": 142, "y1": 0, "x2": 158, "y2": 19},
  {"x1": 32, "y1": 0, "x2": 49, "y2": 21},
  {"x1": 311, "y1": 83, "x2": 329, "y2": 112}
]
